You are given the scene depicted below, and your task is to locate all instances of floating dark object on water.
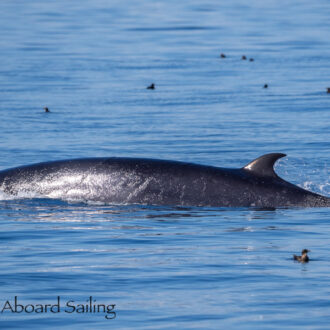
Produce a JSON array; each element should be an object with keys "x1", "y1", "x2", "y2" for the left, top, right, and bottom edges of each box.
[
  {"x1": 147, "y1": 83, "x2": 155, "y2": 90},
  {"x1": 242, "y1": 55, "x2": 247, "y2": 60},
  {"x1": 220, "y1": 53, "x2": 226, "y2": 58},
  {"x1": 327, "y1": 87, "x2": 330, "y2": 93},
  {"x1": 293, "y1": 249, "x2": 310, "y2": 263},
  {"x1": 44, "y1": 107, "x2": 50, "y2": 113},
  {"x1": 249, "y1": 58, "x2": 254, "y2": 62},
  {"x1": 263, "y1": 84, "x2": 268, "y2": 88}
]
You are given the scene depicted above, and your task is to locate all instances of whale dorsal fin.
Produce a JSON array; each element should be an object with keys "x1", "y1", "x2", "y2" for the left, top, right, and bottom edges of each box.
[{"x1": 242, "y1": 153, "x2": 286, "y2": 178}]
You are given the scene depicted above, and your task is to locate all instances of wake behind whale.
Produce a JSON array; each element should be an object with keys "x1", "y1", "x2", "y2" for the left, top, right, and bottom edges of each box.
[{"x1": 0, "y1": 153, "x2": 329, "y2": 208}]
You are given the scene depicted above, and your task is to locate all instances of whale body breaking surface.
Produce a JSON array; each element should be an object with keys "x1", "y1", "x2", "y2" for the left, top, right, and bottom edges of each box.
[{"x1": 0, "y1": 153, "x2": 329, "y2": 208}]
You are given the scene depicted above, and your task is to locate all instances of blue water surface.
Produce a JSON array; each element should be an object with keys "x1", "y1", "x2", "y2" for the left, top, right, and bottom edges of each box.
[{"x1": 0, "y1": 0, "x2": 330, "y2": 328}]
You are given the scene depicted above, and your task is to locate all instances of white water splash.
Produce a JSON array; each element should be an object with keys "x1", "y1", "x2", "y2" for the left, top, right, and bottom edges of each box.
[
  {"x1": 276, "y1": 157, "x2": 330, "y2": 197},
  {"x1": 0, "y1": 188, "x2": 43, "y2": 201}
]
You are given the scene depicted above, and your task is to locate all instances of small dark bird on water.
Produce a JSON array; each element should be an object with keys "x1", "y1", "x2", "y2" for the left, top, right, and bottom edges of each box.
[
  {"x1": 220, "y1": 53, "x2": 226, "y2": 58},
  {"x1": 293, "y1": 249, "x2": 310, "y2": 263},
  {"x1": 44, "y1": 107, "x2": 50, "y2": 113},
  {"x1": 263, "y1": 84, "x2": 268, "y2": 88},
  {"x1": 147, "y1": 83, "x2": 155, "y2": 90},
  {"x1": 249, "y1": 58, "x2": 254, "y2": 62},
  {"x1": 327, "y1": 87, "x2": 330, "y2": 93},
  {"x1": 242, "y1": 55, "x2": 247, "y2": 60}
]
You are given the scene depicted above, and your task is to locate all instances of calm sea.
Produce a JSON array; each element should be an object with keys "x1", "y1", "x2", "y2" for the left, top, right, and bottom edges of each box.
[{"x1": 0, "y1": 0, "x2": 330, "y2": 328}]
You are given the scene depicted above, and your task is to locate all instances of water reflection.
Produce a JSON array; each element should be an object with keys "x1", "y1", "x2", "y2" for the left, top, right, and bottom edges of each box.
[{"x1": 0, "y1": 198, "x2": 294, "y2": 227}]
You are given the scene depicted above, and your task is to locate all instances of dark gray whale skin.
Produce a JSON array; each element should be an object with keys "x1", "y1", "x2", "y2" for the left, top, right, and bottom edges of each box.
[{"x1": 0, "y1": 153, "x2": 329, "y2": 208}]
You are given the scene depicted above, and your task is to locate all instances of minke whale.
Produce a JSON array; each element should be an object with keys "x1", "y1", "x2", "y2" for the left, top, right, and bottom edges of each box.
[{"x1": 0, "y1": 153, "x2": 329, "y2": 208}]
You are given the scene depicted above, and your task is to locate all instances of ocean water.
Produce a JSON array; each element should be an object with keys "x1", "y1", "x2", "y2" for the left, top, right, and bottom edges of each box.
[{"x1": 0, "y1": 0, "x2": 330, "y2": 328}]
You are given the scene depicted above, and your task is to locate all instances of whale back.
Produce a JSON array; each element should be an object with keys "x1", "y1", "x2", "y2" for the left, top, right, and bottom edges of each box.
[{"x1": 0, "y1": 154, "x2": 329, "y2": 207}]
